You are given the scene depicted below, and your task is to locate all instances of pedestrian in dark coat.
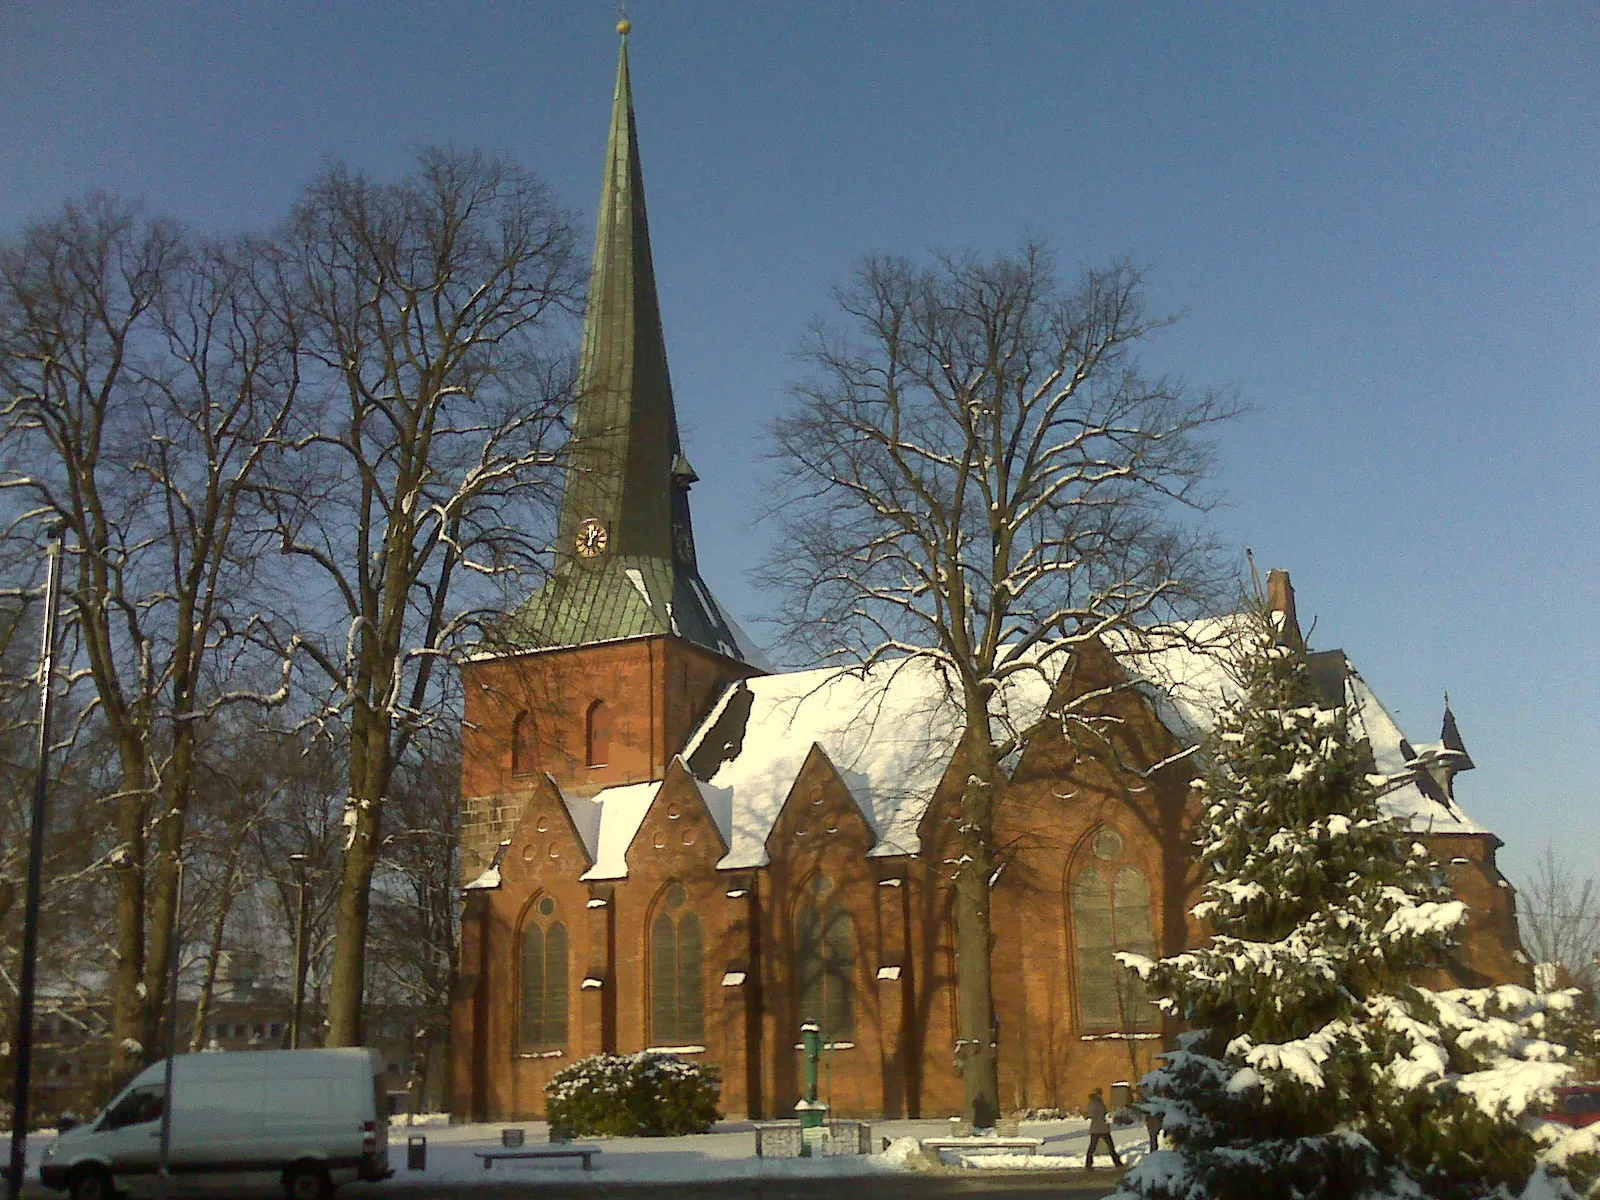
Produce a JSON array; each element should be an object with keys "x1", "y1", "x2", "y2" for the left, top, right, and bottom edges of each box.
[
  {"x1": 1142, "y1": 1101, "x2": 1164, "y2": 1153},
  {"x1": 1085, "y1": 1087, "x2": 1123, "y2": 1169}
]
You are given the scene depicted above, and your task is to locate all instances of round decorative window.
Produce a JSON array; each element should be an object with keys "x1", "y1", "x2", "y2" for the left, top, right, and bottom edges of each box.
[
  {"x1": 535, "y1": 815, "x2": 548, "y2": 833},
  {"x1": 826, "y1": 823, "x2": 839, "y2": 835},
  {"x1": 548, "y1": 842, "x2": 560, "y2": 859},
  {"x1": 795, "y1": 825, "x2": 808, "y2": 837},
  {"x1": 682, "y1": 828, "x2": 696, "y2": 846},
  {"x1": 1091, "y1": 828, "x2": 1123, "y2": 860},
  {"x1": 667, "y1": 805, "x2": 681, "y2": 821},
  {"x1": 666, "y1": 884, "x2": 687, "y2": 909},
  {"x1": 811, "y1": 794, "x2": 824, "y2": 807},
  {"x1": 653, "y1": 831, "x2": 667, "y2": 849},
  {"x1": 537, "y1": 896, "x2": 557, "y2": 917},
  {"x1": 520, "y1": 843, "x2": 536, "y2": 863}
]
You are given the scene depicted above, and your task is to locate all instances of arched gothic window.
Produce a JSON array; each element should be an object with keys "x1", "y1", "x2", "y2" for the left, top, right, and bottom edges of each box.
[
  {"x1": 511, "y1": 711, "x2": 535, "y2": 776},
  {"x1": 1070, "y1": 835, "x2": 1158, "y2": 1031},
  {"x1": 650, "y1": 884, "x2": 704, "y2": 1045},
  {"x1": 520, "y1": 896, "x2": 569, "y2": 1049},
  {"x1": 795, "y1": 873, "x2": 855, "y2": 1039},
  {"x1": 586, "y1": 701, "x2": 611, "y2": 767}
]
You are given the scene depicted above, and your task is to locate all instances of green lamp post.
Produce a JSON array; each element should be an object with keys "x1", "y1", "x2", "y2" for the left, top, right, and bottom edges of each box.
[{"x1": 795, "y1": 1022, "x2": 828, "y2": 1155}]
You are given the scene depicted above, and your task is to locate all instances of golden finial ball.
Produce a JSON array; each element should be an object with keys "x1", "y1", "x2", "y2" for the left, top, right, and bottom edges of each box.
[{"x1": 617, "y1": 18, "x2": 632, "y2": 35}]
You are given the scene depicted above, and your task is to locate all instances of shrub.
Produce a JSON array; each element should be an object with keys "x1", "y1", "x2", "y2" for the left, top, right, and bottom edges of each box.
[{"x1": 545, "y1": 1051, "x2": 721, "y2": 1137}]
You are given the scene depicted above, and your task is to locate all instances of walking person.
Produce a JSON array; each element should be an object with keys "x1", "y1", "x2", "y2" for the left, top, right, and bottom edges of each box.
[
  {"x1": 1140, "y1": 1090, "x2": 1164, "y2": 1153},
  {"x1": 1085, "y1": 1087, "x2": 1123, "y2": 1170}
]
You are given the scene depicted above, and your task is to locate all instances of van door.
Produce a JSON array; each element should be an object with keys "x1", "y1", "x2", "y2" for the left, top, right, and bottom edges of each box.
[
  {"x1": 171, "y1": 1054, "x2": 268, "y2": 1193},
  {"x1": 262, "y1": 1060, "x2": 363, "y2": 1166},
  {"x1": 92, "y1": 1083, "x2": 165, "y2": 1196}
]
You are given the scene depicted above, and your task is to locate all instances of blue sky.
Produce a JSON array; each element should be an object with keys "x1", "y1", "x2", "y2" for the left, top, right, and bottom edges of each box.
[{"x1": 3, "y1": 2, "x2": 1595, "y2": 887}]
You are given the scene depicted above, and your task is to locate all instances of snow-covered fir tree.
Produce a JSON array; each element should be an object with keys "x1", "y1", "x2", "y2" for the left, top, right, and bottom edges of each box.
[{"x1": 1114, "y1": 612, "x2": 1597, "y2": 1200}]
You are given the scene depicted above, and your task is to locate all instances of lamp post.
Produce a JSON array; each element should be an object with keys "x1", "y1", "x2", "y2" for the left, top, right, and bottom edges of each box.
[
  {"x1": 289, "y1": 853, "x2": 308, "y2": 1050},
  {"x1": 156, "y1": 857, "x2": 185, "y2": 1200},
  {"x1": 795, "y1": 1022, "x2": 828, "y2": 1155},
  {"x1": 7, "y1": 524, "x2": 66, "y2": 1200}
]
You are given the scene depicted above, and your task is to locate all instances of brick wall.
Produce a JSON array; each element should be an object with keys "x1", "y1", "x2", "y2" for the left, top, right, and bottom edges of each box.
[{"x1": 453, "y1": 634, "x2": 1532, "y2": 1122}]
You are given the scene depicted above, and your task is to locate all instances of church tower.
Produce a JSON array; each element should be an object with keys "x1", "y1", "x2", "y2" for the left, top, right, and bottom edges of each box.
[{"x1": 460, "y1": 25, "x2": 763, "y2": 877}]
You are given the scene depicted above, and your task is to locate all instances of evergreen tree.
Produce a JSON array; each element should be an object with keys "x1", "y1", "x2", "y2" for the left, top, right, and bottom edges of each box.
[{"x1": 1114, "y1": 613, "x2": 1593, "y2": 1200}]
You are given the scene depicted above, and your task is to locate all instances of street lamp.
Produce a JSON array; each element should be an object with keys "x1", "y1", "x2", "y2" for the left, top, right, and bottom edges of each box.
[
  {"x1": 289, "y1": 853, "x2": 308, "y2": 1050},
  {"x1": 157, "y1": 856, "x2": 185, "y2": 1200},
  {"x1": 7, "y1": 524, "x2": 66, "y2": 1200}
]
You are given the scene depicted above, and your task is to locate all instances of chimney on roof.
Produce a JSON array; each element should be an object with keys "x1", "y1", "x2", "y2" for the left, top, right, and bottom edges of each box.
[{"x1": 1266, "y1": 568, "x2": 1304, "y2": 649}]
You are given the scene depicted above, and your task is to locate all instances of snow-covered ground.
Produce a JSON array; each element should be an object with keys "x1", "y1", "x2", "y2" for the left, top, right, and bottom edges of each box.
[
  {"x1": 6, "y1": 1116, "x2": 1150, "y2": 1191},
  {"x1": 346, "y1": 1115, "x2": 1152, "y2": 1187}
]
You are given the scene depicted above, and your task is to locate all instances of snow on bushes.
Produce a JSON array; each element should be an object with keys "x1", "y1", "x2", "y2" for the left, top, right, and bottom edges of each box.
[
  {"x1": 545, "y1": 1051, "x2": 722, "y2": 1137},
  {"x1": 1111, "y1": 614, "x2": 1597, "y2": 1200}
]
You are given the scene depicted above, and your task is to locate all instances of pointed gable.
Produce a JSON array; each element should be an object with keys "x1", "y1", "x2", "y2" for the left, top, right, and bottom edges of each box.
[
  {"x1": 763, "y1": 743, "x2": 879, "y2": 865},
  {"x1": 499, "y1": 772, "x2": 597, "y2": 887},
  {"x1": 624, "y1": 757, "x2": 732, "y2": 871}
]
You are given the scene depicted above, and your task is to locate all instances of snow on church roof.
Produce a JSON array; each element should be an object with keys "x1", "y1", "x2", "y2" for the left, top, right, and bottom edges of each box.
[
  {"x1": 1344, "y1": 671, "x2": 1486, "y2": 836},
  {"x1": 563, "y1": 782, "x2": 656, "y2": 882},
  {"x1": 556, "y1": 617, "x2": 1489, "y2": 882},
  {"x1": 681, "y1": 657, "x2": 1056, "y2": 870},
  {"x1": 1110, "y1": 616, "x2": 1487, "y2": 836}
]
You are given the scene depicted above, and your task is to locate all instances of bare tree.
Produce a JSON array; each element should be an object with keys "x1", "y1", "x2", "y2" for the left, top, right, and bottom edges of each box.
[
  {"x1": 0, "y1": 199, "x2": 299, "y2": 1073},
  {"x1": 366, "y1": 726, "x2": 460, "y2": 1111},
  {"x1": 1519, "y1": 844, "x2": 1600, "y2": 996},
  {"x1": 265, "y1": 150, "x2": 584, "y2": 1044},
  {"x1": 762, "y1": 244, "x2": 1236, "y2": 1124},
  {"x1": 246, "y1": 729, "x2": 347, "y2": 1042}
]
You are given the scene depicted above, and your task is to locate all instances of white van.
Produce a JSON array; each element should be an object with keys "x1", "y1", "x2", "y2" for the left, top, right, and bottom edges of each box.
[{"x1": 39, "y1": 1048, "x2": 391, "y2": 1200}]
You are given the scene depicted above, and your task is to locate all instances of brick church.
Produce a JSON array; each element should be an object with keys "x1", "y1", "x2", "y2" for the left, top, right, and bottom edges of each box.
[{"x1": 451, "y1": 31, "x2": 1528, "y2": 1122}]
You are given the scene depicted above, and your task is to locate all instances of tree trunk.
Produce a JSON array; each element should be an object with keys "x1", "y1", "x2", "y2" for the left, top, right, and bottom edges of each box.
[
  {"x1": 953, "y1": 719, "x2": 1001, "y2": 1128},
  {"x1": 140, "y1": 810, "x2": 186, "y2": 1062},
  {"x1": 324, "y1": 703, "x2": 391, "y2": 1045},
  {"x1": 110, "y1": 748, "x2": 149, "y2": 1077},
  {"x1": 190, "y1": 850, "x2": 244, "y2": 1053}
]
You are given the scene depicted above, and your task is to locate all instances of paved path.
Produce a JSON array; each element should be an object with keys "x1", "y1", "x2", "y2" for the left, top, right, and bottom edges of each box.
[
  {"x1": 20, "y1": 1171, "x2": 1126, "y2": 1199},
  {"x1": 360, "y1": 1174, "x2": 1126, "y2": 1199}
]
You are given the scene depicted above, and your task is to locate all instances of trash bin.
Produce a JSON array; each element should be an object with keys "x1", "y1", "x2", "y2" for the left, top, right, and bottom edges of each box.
[
  {"x1": 406, "y1": 1136, "x2": 427, "y2": 1171},
  {"x1": 1111, "y1": 1081, "x2": 1133, "y2": 1110},
  {"x1": 501, "y1": 1127, "x2": 525, "y2": 1148}
]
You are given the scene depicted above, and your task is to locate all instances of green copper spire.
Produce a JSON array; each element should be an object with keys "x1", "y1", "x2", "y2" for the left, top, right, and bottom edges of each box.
[
  {"x1": 505, "y1": 27, "x2": 757, "y2": 666},
  {"x1": 557, "y1": 28, "x2": 687, "y2": 563}
]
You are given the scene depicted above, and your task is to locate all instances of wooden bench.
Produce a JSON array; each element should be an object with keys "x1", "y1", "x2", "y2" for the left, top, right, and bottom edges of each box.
[
  {"x1": 920, "y1": 1136, "x2": 1045, "y2": 1157},
  {"x1": 474, "y1": 1147, "x2": 600, "y2": 1171}
]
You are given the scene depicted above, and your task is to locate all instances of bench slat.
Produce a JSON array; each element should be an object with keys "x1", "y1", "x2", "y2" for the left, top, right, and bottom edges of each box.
[
  {"x1": 919, "y1": 1138, "x2": 1043, "y2": 1151},
  {"x1": 474, "y1": 1148, "x2": 600, "y2": 1171}
]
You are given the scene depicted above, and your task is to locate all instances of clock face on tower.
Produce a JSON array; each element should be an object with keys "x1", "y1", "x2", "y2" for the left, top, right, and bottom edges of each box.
[{"x1": 575, "y1": 518, "x2": 608, "y2": 558}]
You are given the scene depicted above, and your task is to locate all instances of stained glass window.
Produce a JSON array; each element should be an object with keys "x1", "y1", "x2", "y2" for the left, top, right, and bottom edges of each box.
[
  {"x1": 520, "y1": 916, "x2": 569, "y2": 1048},
  {"x1": 1072, "y1": 847, "x2": 1158, "y2": 1031},
  {"x1": 652, "y1": 902, "x2": 704, "y2": 1044},
  {"x1": 797, "y1": 880, "x2": 855, "y2": 1040}
]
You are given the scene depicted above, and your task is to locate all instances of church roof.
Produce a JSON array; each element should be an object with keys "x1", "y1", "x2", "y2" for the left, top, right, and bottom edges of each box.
[
  {"x1": 1104, "y1": 620, "x2": 1487, "y2": 837},
  {"x1": 555, "y1": 614, "x2": 1491, "y2": 881},
  {"x1": 500, "y1": 29, "x2": 758, "y2": 666}
]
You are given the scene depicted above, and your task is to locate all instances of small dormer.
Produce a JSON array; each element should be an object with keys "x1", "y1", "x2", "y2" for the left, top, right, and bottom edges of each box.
[{"x1": 1405, "y1": 698, "x2": 1476, "y2": 803}]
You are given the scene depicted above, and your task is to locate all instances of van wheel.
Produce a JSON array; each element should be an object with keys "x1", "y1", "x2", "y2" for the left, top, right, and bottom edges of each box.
[
  {"x1": 283, "y1": 1161, "x2": 332, "y2": 1200},
  {"x1": 67, "y1": 1166, "x2": 115, "y2": 1200}
]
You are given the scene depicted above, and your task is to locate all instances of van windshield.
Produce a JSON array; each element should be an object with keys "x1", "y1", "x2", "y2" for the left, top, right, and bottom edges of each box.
[{"x1": 100, "y1": 1083, "x2": 165, "y2": 1130}]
